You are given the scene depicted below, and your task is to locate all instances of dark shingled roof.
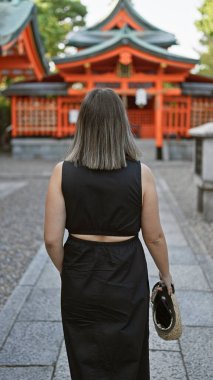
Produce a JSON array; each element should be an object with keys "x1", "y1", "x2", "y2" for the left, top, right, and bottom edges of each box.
[
  {"x1": 0, "y1": 0, "x2": 49, "y2": 74},
  {"x1": 181, "y1": 82, "x2": 213, "y2": 96},
  {"x1": 3, "y1": 81, "x2": 68, "y2": 96},
  {"x1": 66, "y1": 0, "x2": 177, "y2": 49},
  {"x1": 66, "y1": 29, "x2": 178, "y2": 49},
  {"x1": 54, "y1": 27, "x2": 199, "y2": 65}
]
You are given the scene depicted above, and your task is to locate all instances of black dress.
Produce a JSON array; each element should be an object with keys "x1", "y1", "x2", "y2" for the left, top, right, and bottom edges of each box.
[{"x1": 60, "y1": 159, "x2": 150, "y2": 380}]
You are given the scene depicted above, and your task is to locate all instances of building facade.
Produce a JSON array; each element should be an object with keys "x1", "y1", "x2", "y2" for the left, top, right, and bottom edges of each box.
[{"x1": 3, "y1": 0, "x2": 213, "y2": 158}]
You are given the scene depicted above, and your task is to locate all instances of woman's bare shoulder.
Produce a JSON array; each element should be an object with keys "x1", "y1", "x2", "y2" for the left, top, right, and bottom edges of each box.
[
  {"x1": 140, "y1": 163, "x2": 156, "y2": 184},
  {"x1": 53, "y1": 160, "x2": 64, "y2": 172},
  {"x1": 49, "y1": 161, "x2": 64, "y2": 185}
]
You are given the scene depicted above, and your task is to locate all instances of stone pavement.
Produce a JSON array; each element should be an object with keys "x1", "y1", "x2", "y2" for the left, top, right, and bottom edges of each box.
[{"x1": 0, "y1": 178, "x2": 212, "y2": 380}]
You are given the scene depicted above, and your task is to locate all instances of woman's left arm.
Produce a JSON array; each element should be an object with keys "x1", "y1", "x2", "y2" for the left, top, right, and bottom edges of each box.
[{"x1": 44, "y1": 161, "x2": 66, "y2": 274}]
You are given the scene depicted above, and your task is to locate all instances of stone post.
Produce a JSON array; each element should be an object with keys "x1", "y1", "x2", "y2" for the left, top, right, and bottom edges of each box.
[{"x1": 189, "y1": 122, "x2": 213, "y2": 222}]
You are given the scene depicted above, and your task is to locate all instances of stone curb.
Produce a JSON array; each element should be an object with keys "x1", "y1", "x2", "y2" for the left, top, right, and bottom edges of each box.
[
  {"x1": 0, "y1": 173, "x2": 51, "y2": 179},
  {"x1": 0, "y1": 244, "x2": 48, "y2": 349},
  {"x1": 158, "y1": 178, "x2": 213, "y2": 290}
]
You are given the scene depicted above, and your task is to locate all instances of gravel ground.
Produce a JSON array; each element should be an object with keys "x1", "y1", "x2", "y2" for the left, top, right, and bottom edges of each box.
[
  {"x1": 0, "y1": 154, "x2": 55, "y2": 177},
  {"x1": 0, "y1": 156, "x2": 57, "y2": 312},
  {"x1": 0, "y1": 178, "x2": 48, "y2": 311},
  {"x1": 0, "y1": 151, "x2": 212, "y2": 313}
]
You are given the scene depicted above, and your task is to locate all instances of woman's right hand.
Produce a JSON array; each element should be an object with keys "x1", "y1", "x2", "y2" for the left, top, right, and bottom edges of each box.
[{"x1": 158, "y1": 271, "x2": 174, "y2": 296}]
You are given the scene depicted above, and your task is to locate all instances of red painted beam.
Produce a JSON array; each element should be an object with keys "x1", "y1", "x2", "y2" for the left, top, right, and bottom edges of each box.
[
  {"x1": 62, "y1": 73, "x2": 188, "y2": 83},
  {"x1": 0, "y1": 55, "x2": 31, "y2": 70},
  {"x1": 22, "y1": 25, "x2": 46, "y2": 81},
  {"x1": 56, "y1": 46, "x2": 195, "y2": 70}
]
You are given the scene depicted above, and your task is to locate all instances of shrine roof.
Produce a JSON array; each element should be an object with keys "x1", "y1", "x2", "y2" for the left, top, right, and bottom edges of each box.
[
  {"x1": 181, "y1": 82, "x2": 213, "y2": 96},
  {"x1": 85, "y1": 0, "x2": 171, "y2": 33},
  {"x1": 66, "y1": 0, "x2": 177, "y2": 49},
  {"x1": 3, "y1": 82, "x2": 68, "y2": 96},
  {"x1": 54, "y1": 28, "x2": 199, "y2": 66},
  {"x1": 0, "y1": 0, "x2": 49, "y2": 74},
  {"x1": 181, "y1": 73, "x2": 213, "y2": 96},
  {"x1": 66, "y1": 29, "x2": 177, "y2": 49}
]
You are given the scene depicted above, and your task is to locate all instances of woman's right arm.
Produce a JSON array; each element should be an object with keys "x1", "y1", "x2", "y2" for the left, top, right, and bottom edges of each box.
[{"x1": 140, "y1": 163, "x2": 173, "y2": 295}]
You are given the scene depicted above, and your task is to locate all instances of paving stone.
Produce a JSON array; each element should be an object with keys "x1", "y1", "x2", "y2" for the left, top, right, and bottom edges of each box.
[
  {"x1": 159, "y1": 214, "x2": 176, "y2": 224},
  {"x1": 166, "y1": 233, "x2": 188, "y2": 247},
  {"x1": 0, "y1": 366, "x2": 53, "y2": 380},
  {"x1": 161, "y1": 222, "x2": 183, "y2": 235},
  {"x1": 177, "y1": 290, "x2": 213, "y2": 327},
  {"x1": 144, "y1": 244, "x2": 197, "y2": 265},
  {"x1": 19, "y1": 244, "x2": 48, "y2": 286},
  {"x1": 201, "y1": 256, "x2": 213, "y2": 290},
  {"x1": 147, "y1": 263, "x2": 210, "y2": 291},
  {"x1": 36, "y1": 262, "x2": 61, "y2": 289},
  {"x1": 166, "y1": 245, "x2": 197, "y2": 265},
  {"x1": 0, "y1": 285, "x2": 32, "y2": 348},
  {"x1": 160, "y1": 213, "x2": 178, "y2": 224},
  {"x1": 179, "y1": 326, "x2": 213, "y2": 380},
  {"x1": 0, "y1": 321, "x2": 63, "y2": 365},
  {"x1": 150, "y1": 350, "x2": 187, "y2": 380},
  {"x1": 170, "y1": 264, "x2": 209, "y2": 290},
  {"x1": 53, "y1": 340, "x2": 71, "y2": 380},
  {"x1": 17, "y1": 288, "x2": 61, "y2": 321},
  {"x1": 159, "y1": 206, "x2": 172, "y2": 214}
]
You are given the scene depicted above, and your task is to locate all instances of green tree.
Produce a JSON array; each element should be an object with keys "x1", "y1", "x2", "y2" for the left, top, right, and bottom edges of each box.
[
  {"x1": 35, "y1": 0, "x2": 87, "y2": 58},
  {"x1": 195, "y1": 0, "x2": 213, "y2": 75}
]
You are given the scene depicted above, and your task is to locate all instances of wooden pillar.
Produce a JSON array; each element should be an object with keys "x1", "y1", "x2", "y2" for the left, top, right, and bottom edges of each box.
[
  {"x1": 11, "y1": 96, "x2": 17, "y2": 137},
  {"x1": 186, "y1": 96, "x2": 192, "y2": 136},
  {"x1": 57, "y1": 97, "x2": 62, "y2": 138},
  {"x1": 154, "y1": 81, "x2": 163, "y2": 160},
  {"x1": 84, "y1": 63, "x2": 93, "y2": 90}
]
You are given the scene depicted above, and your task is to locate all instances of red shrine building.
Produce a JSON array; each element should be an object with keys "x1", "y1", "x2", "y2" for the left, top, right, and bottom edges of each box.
[
  {"x1": 2, "y1": 0, "x2": 213, "y2": 158},
  {"x1": 0, "y1": 0, "x2": 48, "y2": 80}
]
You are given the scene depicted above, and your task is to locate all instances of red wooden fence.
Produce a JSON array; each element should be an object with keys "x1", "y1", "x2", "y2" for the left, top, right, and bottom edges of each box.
[
  {"x1": 11, "y1": 95, "x2": 213, "y2": 138},
  {"x1": 162, "y1": 96, "x2": 191, "y2": 137}
]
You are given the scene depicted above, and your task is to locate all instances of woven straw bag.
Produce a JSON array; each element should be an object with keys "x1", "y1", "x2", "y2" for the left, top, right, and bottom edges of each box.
[{"x1": 150, "y1": 281, "x2": 183, "y2": 340}]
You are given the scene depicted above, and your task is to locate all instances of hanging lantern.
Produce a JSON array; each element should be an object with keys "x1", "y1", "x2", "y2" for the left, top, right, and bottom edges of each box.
[{"x1": 135, "y1": 88, "x2": 147, "y2": 107}]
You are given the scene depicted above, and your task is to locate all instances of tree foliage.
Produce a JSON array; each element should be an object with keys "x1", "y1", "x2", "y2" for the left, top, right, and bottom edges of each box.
[
  {"x1": 35, "y1": 0, "x2": 87, "y2": 58},
  {"x1": 195, "y1": 0, "x2": 213, "y2": 75}
]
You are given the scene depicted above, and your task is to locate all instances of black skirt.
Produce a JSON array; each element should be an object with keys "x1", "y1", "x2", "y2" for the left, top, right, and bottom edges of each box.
[{"x1": 60, "y1": 234, "x2": 150, "y2": 380}]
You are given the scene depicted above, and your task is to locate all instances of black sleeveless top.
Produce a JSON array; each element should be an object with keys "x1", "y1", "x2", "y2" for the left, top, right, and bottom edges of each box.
[{"x1": 61, "y1": 158, "x2": 142, "y2": 236}]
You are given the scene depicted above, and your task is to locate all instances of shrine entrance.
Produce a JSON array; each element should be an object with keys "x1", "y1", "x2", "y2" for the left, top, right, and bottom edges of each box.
[{"x1": 127, "y1": 95, "x2": 155, "y2": 138}]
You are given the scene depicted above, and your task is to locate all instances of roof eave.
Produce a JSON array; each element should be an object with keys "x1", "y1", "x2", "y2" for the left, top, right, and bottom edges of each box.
[
  {"x1": 54, "y1": 34, "x2": 199, "y2": 66},
  {"x1": 30, "y1": 6, "x2": 49, "y2": 75},
  {"x1": 0, "y1": 1, "x2": 35, "y2": 47},
  {"x1": 66, "y1": 34, "x2": 178, "y2": 50},
  {"x1": 0, "y1": 2, "x2": 49, "y2": 76},
  {"x1": 181, "y1": 82, "x2": 213, "y2": 96},
  {"x1": 3, "y1": 82, "x2": 68, "y2": 96}
]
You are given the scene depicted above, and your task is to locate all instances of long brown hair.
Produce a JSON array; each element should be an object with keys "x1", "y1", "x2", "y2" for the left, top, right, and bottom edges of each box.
[{"x1": 65, "y1": 88, "x2": 141, "y2": 170}]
